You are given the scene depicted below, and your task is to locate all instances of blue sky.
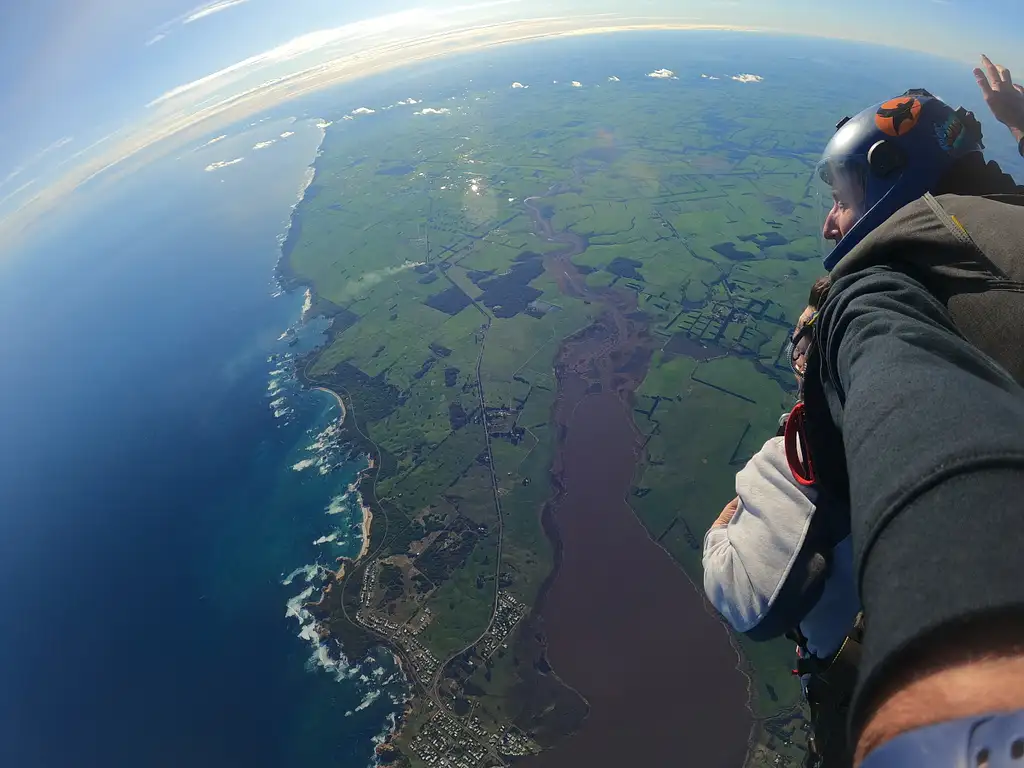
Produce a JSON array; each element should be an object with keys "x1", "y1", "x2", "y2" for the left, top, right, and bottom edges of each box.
[{"x1": 1, "y1": 0, "x2": 1021, "y2": 238}]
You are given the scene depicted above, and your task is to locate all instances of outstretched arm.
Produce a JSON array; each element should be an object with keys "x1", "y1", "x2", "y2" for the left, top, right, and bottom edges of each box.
[{"x1": 814, "y1": 266, "x2": 1024, "y2": 763}]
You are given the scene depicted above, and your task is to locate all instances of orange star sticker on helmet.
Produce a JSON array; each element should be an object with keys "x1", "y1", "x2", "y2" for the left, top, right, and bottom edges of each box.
[{"x1": 875, "y1": 96, "x2": 922, "y2": 136}]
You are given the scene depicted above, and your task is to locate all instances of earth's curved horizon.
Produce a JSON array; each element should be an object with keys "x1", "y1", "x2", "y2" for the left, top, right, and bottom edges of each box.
[{"x1": 2, "y1": 28, "x2": 1022, "y2": 768}]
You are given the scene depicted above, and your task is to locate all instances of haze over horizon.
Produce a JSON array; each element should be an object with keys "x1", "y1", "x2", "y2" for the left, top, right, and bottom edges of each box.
[{"x1": 1, "y1": 0, "x2": 1020, "y2": 242}]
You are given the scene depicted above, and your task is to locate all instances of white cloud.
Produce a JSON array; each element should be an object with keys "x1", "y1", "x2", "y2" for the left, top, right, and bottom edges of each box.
[
  {"x1": 280, "y1": 131, "x2": 295, "y2": 138},
  {"x1": 147, "y1": 8, "x2": 441, "y2": 108},
  {"x1": 608, "y1": 75, "x2": 620, "y2": 82},
  {"x1": 647, "y1": 68, "x2": 677, "y2": 79},
  {"x1": 147, "y1": 0, "x2": 252, "y2": 45},
  {"x1": 339, "y1": 261, "x2": 426, "y2": 300},
  {"x1": 253, "y1": 140, "x2": 276, "y2": 150},
  {"x1": 414, "y1": 107, "x2": 451, "y2": 115},
  {"x1": 351, "y1": 107, "x2": 376, "y2": 115},
  {"x1": 200, "y1": 134, "x2": 228, "y2": 148},
  {"x1": 571, "y1": 80, "x2": 582, "y2": 87},
  {"x1": 0, "y1": 167, "x2": 24, "y2": 191},
  {"x1": 731, "y1": 73, "x2": 764, "y2": 83},
  {"x1": 0, "y1": 179, "x2": 38, "y2": 209},
  {"x1": 0, "y1": 136, "x2": 72, "y2": 197},
  {"x1": 28, "y1": 136, "x2": 74, "y2": 165},
  {"x1": 395, "y1": 98, "x2": 422, "y2": 105},
  {"x1": 700, "y1": 73, "x2": 721, "y2": 80},
  {"x1": 511, "y1": 82, "x2": 528, "y2": 89},
  {"x1": 184, "y1": 0, "x2": 251, "y2": 24},
  {"x1": 204, "y1": 158, "x2": 244, "y2": 171},
  {"x1": 342, "y1": 115, "x2": 355, "y2": 121}
]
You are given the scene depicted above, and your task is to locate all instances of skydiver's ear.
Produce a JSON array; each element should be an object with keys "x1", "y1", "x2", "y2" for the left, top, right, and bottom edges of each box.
[{"x1": 868, "y1": 140, "x2": 905, "y2": 177}]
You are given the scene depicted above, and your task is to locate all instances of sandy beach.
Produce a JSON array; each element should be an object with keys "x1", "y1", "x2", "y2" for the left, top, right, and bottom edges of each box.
[
  {"x1": 358, "y1": 501, "x2": 373, "y2": 560},
  {"x1": 313, "y1": 387, "x2": 347, "y2": 424}
]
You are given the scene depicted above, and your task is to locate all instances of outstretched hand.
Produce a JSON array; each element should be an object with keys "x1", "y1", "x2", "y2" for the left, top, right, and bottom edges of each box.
[{"x1": 974, "y1": 54, "x2": 1024, "y2": 133}]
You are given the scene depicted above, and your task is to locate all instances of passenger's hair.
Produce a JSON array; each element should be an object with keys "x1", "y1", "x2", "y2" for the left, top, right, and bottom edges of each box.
[{"x1": 807, "y1": 276, "x2": 832, "y2": 309}]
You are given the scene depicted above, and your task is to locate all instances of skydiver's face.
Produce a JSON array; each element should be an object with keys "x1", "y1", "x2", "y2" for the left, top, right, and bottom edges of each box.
[{"x1": 822, "y1": 176, "x2": 864, "y2": 242}]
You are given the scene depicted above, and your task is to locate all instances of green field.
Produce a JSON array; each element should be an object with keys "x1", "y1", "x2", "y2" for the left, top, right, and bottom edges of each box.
[{"x1": 286, "y1": 67, "x2": 850, "y2": 766}]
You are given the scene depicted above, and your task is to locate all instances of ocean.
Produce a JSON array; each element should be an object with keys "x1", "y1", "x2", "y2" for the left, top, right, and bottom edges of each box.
[{"x1": 0, "y1": 118, "x2": 403, "y2": 767}]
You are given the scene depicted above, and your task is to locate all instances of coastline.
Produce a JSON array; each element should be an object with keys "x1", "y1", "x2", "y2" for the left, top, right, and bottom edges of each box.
[
  {"x1": 273, "y1": 117, "x2": 408, "y2": 760},
  {"x1": 358, "y1": 500, "x2": 373, "y2": 560},
  {"x1": 312, "y1": 386, "x2": 347, "y2": 425},
  {"x1": 355, "y1": 456, "x2": 376, "y2": 561}
]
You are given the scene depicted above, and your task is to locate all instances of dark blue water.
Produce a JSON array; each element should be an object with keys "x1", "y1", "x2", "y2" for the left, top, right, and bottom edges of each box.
[{"x1": 0, "y1": 120, "x2": 401, "y2": 768}]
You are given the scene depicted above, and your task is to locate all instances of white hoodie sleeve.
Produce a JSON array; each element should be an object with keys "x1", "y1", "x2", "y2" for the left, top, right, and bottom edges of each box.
[{"x1": 702, "y1": 436, "x2": 819, "y2": 633}]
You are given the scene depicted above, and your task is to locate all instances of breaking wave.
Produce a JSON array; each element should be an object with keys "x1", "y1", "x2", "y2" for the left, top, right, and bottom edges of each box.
[
  {"x1": 285, "y1": 581, "x2": 355, "y2": 683},
  {"x1": 346, "y1": 688, "x2": 382, "y2": 716},
  {"x1": 325, "y1": 493, "x2": 349, "y2": 515},
  {"x1": 282, "y1": 563, "x2": 325, "y2": 586}
]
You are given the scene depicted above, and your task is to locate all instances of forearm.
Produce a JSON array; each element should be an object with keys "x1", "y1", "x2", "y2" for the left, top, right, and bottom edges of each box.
[
  {"x1": 817, "y1": 267, "x2": 1024, "y2": 756},
  {"x1": 855, "y1": 616, "x2": 1024, "y2": 764}
]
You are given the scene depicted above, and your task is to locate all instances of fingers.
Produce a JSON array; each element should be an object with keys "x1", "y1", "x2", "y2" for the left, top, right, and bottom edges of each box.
[
  {"x1": 982, "y1": 54, "x2": 1013, "y2": 89},
  {"x1": 975, "y1": 67, "x2": 994, "y2": 95},
  {"x1": 983, "y1": 54, "x2": 1002, "y2": 85}
]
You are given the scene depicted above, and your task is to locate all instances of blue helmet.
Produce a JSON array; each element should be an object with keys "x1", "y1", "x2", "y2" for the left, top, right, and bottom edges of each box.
[{"x1": 819, "y1": 89, "x2": 985, "y2": 270}]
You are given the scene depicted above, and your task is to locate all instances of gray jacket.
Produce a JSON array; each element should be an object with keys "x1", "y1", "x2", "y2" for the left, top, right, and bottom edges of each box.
[{"x1": 702, "y1": 436, "x2": 860, "y2": 658}]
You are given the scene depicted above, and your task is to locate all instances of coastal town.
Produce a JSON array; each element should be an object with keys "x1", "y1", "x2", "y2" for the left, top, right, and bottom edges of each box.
[
  {"x1": 407, "y1": 710, "x2": 535, "y2": 767},
  {"x1": 348, "y1": 551, "x2": 536, "y2": 767}
]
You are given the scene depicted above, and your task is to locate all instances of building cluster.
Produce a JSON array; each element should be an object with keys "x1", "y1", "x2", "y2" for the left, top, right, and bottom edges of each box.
[
  {"x1": 358, "y1": 607, "x2": 400, "y2": 635},
  {"x1": 490, "y1": 726, "x2": 535, "y2": 757},
  {"x1": 408, "y1": 712, "x2": 490, "y2": 768},
  {"x1": 355, "y1": 605, "x2": 441, "y2": 683},
  {"x1": 359, "y1": 560, "x2": 378, "y2": 605},
  {"x1": 355, "y1": 568, "x2": 533, "y2": 766},
  {"x1": 408, "y1": 606, "x2": 433, "y2": 635},
  {"x1": 396, "y1": 626, "x2": 441, "y2": 680},
  {"x1": 478, "y1": 592, "x2": 528, "y2": 659}
]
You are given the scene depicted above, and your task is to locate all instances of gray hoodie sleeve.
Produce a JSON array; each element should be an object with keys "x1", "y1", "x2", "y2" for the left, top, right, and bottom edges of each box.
[
  {"x1": 815, "y1": 265, "x2": 1024, "y2": 733},
  {"x1": 703, "y1": 437, "x2": 817, "y2": 633}
]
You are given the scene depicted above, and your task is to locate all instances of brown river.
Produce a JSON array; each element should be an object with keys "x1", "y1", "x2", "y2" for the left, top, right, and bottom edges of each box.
[{"x1": 521, "y1": 187, "x2": 753, "y2": 767}]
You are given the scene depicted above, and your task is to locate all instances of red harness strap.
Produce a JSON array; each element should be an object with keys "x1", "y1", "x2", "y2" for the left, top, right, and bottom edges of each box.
[{"x1": 784, "y1": 401, "x2": 817, "y2": 487}]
